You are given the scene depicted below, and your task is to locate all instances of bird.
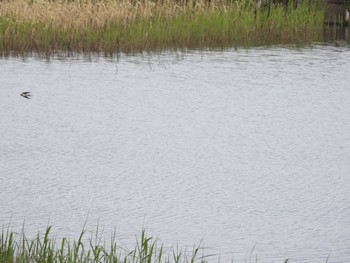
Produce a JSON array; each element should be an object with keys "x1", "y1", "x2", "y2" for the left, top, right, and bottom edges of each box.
[{"x1": 21, "y1": 92, "x2": 31, "y2": 99}]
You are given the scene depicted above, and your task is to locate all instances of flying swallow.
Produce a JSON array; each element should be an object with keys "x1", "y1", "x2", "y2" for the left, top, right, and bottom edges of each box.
[{"x1": 21, "y1": 92, "x2": 31, "y2": 99}]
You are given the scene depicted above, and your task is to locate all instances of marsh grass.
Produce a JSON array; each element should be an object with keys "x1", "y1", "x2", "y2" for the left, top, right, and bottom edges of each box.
[
  {"x1": 0, "y1": 0, "x2": 325, "y2": 55},
  {"x1": 0, "y1": 226, "x2": 210, "y2": 263}
]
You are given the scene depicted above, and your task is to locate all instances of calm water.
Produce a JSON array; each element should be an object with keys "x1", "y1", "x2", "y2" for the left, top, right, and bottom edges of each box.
[{"x1": 1, "y1": 45, "x2": 350, "y2": 262}]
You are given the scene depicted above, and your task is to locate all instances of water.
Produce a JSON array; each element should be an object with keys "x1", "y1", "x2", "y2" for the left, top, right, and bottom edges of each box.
[{"x1": 1, "y1": 45, "x2": 350, "y2": 262}]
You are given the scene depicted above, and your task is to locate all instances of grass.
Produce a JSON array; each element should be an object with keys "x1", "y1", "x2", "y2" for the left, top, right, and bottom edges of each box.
[
  {"x1": 0, "y1": 0, "x2": 325, "y2": 55},
  {"x1": 1, "y1": 226, "x2": 211, "y2": 263},
  {"x1": 4, "y1": 225, "x2": 333, "y2": 262},
  {"x1": 0, "y1": 225, "x2": 296, "y2": 263}
]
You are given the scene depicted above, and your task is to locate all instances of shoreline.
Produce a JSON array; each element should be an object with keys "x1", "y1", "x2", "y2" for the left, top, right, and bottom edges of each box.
[{"x1": 0, "y1": 0, "x2": 326, "y2": 55}]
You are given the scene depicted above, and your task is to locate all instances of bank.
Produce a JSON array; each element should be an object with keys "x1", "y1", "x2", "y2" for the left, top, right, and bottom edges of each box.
[{"x1": 0, "y1": 0, "x2": 342, "y2": 55}]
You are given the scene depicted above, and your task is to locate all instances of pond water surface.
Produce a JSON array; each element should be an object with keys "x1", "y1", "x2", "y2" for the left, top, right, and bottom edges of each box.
[{"x1": 1, "y1": 44, "x2": 350, "y2": 262}]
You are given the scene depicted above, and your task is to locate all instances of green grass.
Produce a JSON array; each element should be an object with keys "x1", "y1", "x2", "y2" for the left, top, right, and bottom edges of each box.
[
  {"x1": 0, "y1": 0, "x2": 325, "y2": 55},
  {"x1": 0, "y1": 225, "x2": 296, "y2": 263},
  {"x1": 1, "y1": 226, "x2": 211, "y2": 263}
]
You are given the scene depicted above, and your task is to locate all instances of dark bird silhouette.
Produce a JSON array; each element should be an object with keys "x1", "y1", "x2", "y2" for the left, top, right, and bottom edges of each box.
[{"x1": 21, "y1": 92, "x2": 31, "y2": 99}]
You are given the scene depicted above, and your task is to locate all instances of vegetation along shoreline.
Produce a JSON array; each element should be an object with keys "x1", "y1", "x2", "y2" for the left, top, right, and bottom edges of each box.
[
  {"x1": 0, "y1": 0, "x2": 337, "y2": 55},
  {"x1": 1, "y1": 226, "x2": 294, "y2": 262}
]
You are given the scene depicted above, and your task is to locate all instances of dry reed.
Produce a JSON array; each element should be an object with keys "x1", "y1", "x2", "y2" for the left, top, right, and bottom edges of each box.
[
  {"x1": 0, "y1": 0, "x2": 325, "y2": 54},
  {"x1": 0, "y1": 0, "x2": 229, "y2": 30}
]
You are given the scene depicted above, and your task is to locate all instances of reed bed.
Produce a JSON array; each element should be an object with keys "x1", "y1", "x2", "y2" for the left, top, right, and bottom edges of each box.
[{"x1": 0, "y1": 0, "x2": 325, "y2": 54}]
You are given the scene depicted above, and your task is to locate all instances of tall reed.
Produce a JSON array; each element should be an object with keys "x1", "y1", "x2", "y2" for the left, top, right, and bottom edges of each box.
[{"x1": 0, "y1": 0, "x2": 325, "y2": 55}]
